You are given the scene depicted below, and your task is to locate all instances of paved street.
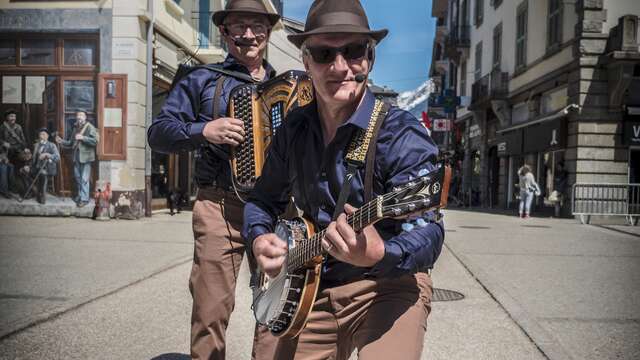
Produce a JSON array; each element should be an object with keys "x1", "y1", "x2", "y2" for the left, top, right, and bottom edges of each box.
[{"x1": 0, "y1": 209, "x2": 638, "y2": 359}]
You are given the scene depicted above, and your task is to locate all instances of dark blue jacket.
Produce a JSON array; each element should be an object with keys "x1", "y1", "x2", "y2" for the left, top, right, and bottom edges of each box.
[
  {"x1": 147, "y1": 55, "x2": 276, "y2": 188},
  {"x1": 243, "y1": 89, "x2": 445, "y2": 286}
]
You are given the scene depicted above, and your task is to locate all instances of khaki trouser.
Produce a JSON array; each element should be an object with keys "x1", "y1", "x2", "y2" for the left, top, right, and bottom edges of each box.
[
  {"x1": 274, "y1": 272, "x2": 433, "y2": 360},
  {"x1": 190, "y1": 187, "x2": 277, "y2": 360}
]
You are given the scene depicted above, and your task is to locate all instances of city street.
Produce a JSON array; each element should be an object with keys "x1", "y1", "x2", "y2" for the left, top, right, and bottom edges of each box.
[{"x1": 0, "y1": 210, "x2": 638, "y2": 359}]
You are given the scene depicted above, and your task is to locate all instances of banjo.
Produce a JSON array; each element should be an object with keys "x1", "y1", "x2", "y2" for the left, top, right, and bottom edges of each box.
[{"x1": 251, "y1": 164, "x2": 451, "y2": 339}]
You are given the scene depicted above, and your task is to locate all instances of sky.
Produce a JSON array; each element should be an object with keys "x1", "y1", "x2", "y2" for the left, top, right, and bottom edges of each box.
[{"x1": 284, "y1": 0, "x2": 437, "y2": 94}]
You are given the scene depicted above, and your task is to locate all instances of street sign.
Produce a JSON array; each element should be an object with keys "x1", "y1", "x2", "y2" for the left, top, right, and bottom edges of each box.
[
  {"x1": 428, "y1": 107, "x2": 446, "y2": 118},
  {"x1": 428, "y1": 89, "x2": 461, "y2": 114}
]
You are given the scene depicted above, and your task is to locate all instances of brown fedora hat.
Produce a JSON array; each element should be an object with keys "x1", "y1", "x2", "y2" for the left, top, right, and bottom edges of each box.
[
  {"x1": 288, "y1": 0, "x2": 388, "y2": 48},
  {"x1": 212, "y1": 0, "x2": 280, "y2": 26}
]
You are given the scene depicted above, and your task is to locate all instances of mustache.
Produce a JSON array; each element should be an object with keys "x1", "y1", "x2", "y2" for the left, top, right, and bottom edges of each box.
[{"x1": 233, "y1": 37, "x2": 259, "y2": 47}]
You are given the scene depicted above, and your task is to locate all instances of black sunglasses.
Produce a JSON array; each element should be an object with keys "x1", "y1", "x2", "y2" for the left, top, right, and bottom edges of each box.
[{"x1": 305, "y1": 42, "x2": 370, "y2": 64}]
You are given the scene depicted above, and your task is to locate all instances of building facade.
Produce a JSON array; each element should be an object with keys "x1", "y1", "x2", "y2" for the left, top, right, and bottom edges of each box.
[
  {"x1": 430, "y1": 0, "x2": 640, "y2": 215},
  {"x1": 0, "y1": 0, "x2": 302, "y2": 217}
]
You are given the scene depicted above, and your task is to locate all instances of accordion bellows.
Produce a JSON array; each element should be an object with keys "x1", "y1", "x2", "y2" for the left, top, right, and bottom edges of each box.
[{"x1": 230, "y1": 70, "x2": 314, "y2": 192}]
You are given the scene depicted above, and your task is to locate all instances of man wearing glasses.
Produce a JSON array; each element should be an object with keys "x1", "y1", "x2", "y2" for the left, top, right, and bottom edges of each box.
[
  {"x1": 148, "y1": 0, "x2": 279, "y2": 358},
  {"x1": 244, "y1": 0, "x2": 444, "y2": 358}
]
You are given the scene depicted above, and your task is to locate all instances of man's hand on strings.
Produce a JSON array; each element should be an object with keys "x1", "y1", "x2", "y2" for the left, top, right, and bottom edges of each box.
[{"x1": 321, "y1": 204, "x2": 385, "y2": 268}]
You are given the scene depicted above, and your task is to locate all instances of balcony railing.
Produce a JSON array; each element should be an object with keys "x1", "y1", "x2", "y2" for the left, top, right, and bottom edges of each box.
[
  {"x1": 448, "y1": 25, "x2": 470, "y2": 48},
  {"x1": 471, "y1": 70, "x2": 509, "y2": 106}
]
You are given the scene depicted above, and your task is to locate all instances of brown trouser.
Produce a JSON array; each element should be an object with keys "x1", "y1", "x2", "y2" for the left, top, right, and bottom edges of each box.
[
  {"x1": 274, "y1": 272, "x2": 433, "y2": 360},
  {"x1": 190, "y1": 187, "x2": 277, "y2": 360}
]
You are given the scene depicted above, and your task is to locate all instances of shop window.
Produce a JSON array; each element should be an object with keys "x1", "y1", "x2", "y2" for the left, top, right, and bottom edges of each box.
[
  {"x1": 64, "y1": 39, "x2": 97, "y2": 66},
  {"x1": 20, "y1": 39, "x2": 56, "y2": 65},
  {"x1": 0, "y1": 40, "x2": 16, "y2": 65}
]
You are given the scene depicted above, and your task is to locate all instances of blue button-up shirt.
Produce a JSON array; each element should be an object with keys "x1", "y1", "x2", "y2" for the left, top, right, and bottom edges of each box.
[
  {"x1": 243, "y1": 89, "x2": 444, "y2": 285},
  {"x1": 148, "y1": 55, "x2": 276, "y2": 188}
]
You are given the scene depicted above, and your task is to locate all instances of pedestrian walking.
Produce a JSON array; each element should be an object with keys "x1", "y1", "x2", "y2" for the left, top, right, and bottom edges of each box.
[{"x1": 518, "y1": 164, "x2": 540, "y2": 219}]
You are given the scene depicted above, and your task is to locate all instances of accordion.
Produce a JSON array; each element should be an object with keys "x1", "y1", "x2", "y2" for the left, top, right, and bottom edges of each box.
[{"x1": 230, "y1": 70, "x2": 313, "y2": 193}]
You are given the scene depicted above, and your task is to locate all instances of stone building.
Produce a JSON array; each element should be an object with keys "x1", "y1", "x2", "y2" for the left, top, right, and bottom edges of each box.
[
  {"x1": 430, "y1": 0, "x2": 640, "y2": 215},
  {"x1": 0, "y1": 0, "x2": 302, "y2": 217}
]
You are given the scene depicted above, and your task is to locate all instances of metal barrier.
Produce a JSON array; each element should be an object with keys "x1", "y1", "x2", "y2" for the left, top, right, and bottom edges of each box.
[{"x1": 571, "y1": 183, "x2": 640, "y2": 225}]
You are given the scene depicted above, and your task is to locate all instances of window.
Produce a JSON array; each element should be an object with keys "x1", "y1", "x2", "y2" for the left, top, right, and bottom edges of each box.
[
  {"x1": 493, "y1": 0, "x2": 503, "y2": 8},
  {"x1": 474, "y1": 41, "x2": 483, "y2": 81},
  {"x1": 474, "y1": 0, "x2": 484, "y2": 27},
  {"x1": 198, "y1": 0, "x2": 210, "y2": 49},
  {"x1": 63, "y1": 39, "x2": 96, "y2": 66},
  {"x1": 516, "y1": 1, "x2": 528, "y2": 69},
  {"x1": 461, "y1": 0, "x2": 469, "y2": 26},
  {"x1": 20, "y1": 39, "x2": 56, "y2": 65},
  {"x1": 547, "y1": 0, "x2": 562, "y2": 49},
  {"x1": 460, "y1": 61, "x2": 467, "y2": 97},
  {"x1": 493, "y1": 23, "x2": 502, "y2": 70},
  {"x1": 0, "y1": 40, "x2": 16, "y2": 65}
]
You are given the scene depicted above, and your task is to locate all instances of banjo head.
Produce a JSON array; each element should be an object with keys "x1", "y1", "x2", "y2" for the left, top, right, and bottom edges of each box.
[{"x1": 252, "y1": 218, "x2": 310, "y2": 334}]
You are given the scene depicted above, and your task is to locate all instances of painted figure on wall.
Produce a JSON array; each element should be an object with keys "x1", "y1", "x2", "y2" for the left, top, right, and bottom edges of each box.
[
  {"x1": 1, "y1": 109, "x2": 27, "y2": 163},
  {"x1": 28, "y1": 128, "x2": 60, "y2": 204},
  {"x1": 56, "y1": 110, "x2": 99, "y2": 207}
]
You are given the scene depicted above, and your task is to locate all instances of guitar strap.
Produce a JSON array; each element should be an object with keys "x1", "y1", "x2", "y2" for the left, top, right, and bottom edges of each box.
[{"x1": 332, "y1": 99, "x2": 389, "y2": 220}]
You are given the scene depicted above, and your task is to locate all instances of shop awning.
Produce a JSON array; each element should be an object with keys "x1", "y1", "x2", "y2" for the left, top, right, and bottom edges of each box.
[{"x1": 496, "y1": 104, "x2": 579, "y2": 134}]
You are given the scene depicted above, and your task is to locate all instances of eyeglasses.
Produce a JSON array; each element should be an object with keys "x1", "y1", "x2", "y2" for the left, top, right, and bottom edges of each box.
[
  {"x1": 304, "y1": 42, "x2": 370, "y2": 64},
  {"x1": 224, "y1": 22, "x2": 269, "y2": 36}
]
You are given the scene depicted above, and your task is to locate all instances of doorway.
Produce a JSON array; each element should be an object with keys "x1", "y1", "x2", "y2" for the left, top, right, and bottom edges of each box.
[
  {"x1": 488, "y1": 146, "x2": 500, "y2": 207},
  {"x1": 629, "y1": 148, "x2": 640, "y2": 183}
]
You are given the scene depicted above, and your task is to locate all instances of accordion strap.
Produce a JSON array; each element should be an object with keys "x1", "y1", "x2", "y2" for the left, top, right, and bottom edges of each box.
[
  {"x1": 212, "y1": 75, "x2": 227, "y2": 120},
  {"x1": 332, "y1": 99, "x2": 388, "y2": 220}
]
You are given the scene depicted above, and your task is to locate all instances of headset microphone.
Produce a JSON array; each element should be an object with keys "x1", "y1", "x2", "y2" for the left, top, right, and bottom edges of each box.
[{"x1": 354, "y1": 74, "x2": 367, "y2": 83}]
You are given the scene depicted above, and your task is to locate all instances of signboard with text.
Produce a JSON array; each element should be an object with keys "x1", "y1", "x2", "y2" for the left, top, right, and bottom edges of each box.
[{"x1": 624, "y1": 121, "x2": 640, "y2": 146}]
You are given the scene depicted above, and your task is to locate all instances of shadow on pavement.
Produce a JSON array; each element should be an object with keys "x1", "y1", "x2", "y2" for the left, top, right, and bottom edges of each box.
[{"x1": 150, "y1": 353, "x2": 190, "y2": 360}]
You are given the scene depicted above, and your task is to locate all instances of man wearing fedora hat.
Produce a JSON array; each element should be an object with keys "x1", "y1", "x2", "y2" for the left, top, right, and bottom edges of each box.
[
  {"x1": 148, "y1": 0, "x2": 280, "y2": 358},
  {"x1": 244, "y1": 1, "x2": 444, "y2": 359}
]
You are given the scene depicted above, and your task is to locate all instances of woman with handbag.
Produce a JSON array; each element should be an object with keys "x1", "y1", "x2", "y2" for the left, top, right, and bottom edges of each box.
[{"x1": 518, "y1": 164, "x2": 540, "y2": 219}]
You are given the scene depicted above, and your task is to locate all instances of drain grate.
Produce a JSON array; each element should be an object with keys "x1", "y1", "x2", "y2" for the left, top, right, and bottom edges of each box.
[
  {"x1": 432, "y1": 288, "x2": 465, "y2": 302},
  {"x1": 459, "y1": 226, "x2": 491, "y2": 229}
]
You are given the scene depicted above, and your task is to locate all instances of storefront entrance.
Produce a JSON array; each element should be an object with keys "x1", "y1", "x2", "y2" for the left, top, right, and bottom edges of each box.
[
  {"x1": 630, "y1": 148, "x2": 640, "y2": 183},
  {"x1": 150, "y1": 82, "x2": 195, "y2": 210},
  {"x1": 488, "y1": 146, "x2": 500, "y2": 208}
]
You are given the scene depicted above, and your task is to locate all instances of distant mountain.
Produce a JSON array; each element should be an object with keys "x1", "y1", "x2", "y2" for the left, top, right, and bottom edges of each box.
[{"x1": 396, "y1": 79, "x2": 434, "y2": 119}]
